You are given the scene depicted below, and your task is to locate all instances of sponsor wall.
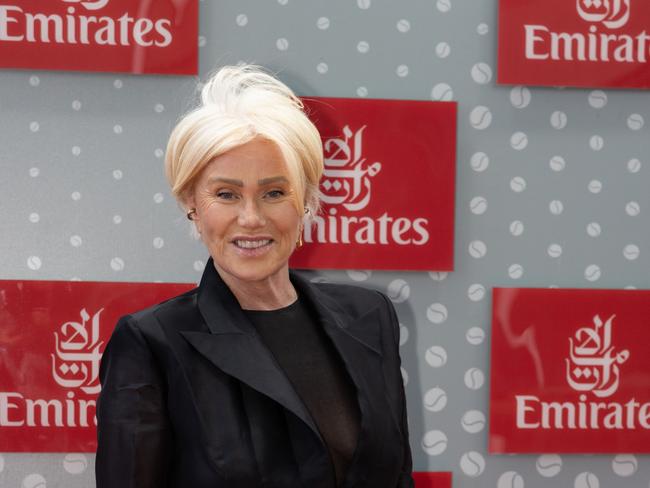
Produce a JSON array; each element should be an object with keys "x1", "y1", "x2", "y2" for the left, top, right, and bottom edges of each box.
[
  {"x1": 498, "y1": 0, "x2": 650, "y2": 88},
  {"x1": 0, "y1": 1, "x2": 649, "y2": 487}
]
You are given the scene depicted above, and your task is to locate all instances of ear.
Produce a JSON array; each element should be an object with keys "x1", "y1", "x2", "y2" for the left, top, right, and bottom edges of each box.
[{"x1": 182, "y1": 194, "x2": 202, "y2": 234}]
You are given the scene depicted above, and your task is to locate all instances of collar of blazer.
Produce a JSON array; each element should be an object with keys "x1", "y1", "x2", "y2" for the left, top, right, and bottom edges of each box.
[{"x1": 178, "y1": 257, "x2": 392, "y2": 479}]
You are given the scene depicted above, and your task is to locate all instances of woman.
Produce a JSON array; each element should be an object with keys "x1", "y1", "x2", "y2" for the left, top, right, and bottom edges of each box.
[{"x1": 95, "y1": 65, "x2": 414, "y2": 488}]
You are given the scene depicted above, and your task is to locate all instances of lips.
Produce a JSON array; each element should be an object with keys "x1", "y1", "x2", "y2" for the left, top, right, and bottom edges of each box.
[{"x1": 234, "y1": 239, "x2": 272, "y2": 249}]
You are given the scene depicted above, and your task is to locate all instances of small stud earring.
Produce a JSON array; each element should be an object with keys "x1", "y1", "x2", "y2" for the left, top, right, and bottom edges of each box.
[{"x1": 187, "y1": 208, "x2": 197, "y2": 221}]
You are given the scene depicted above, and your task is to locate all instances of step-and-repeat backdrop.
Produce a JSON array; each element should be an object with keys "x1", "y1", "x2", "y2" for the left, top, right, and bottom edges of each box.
[{"x1": 1, "y1": 0, "x2": 649, "y2": 487}]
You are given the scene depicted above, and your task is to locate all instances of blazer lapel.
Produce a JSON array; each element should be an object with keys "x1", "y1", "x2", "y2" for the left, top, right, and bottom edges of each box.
[
  {"x1": 291, "y1": 273, "x2": 393, "y2": 488},
  {"x1": 180, "y1": 259, "x2": 392, "y2": 487},
  {"x1": 179, "y1": 259, "x2": 323, "y2": 443}
]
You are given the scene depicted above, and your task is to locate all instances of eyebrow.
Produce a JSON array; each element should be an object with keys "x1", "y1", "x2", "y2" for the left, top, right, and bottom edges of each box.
[{"x1": 207, "y1": 176, "x2": 289, "y2": 186}]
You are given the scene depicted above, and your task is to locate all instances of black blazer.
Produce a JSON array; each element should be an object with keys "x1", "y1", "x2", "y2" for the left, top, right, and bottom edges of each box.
[{"x1": 96, "y1": 258, "x2": 414, "y2": 488}]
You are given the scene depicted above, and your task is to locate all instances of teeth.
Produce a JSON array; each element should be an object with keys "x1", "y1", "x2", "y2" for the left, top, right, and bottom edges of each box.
[{"x1": 235, "y1": 239, "x2": 271, "y2": 249}]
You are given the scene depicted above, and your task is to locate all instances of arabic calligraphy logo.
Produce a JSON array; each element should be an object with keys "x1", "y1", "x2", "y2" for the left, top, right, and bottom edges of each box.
[
  {"x1": 321, "y1": 125, "x2": 381, "y2": 212},
  {"x1": 565, "y1": 314, "x2": 630, "y2": 398},
  {"x1": 61, "y1": 0, "x2": 110, "y2": 11},
  {"x1": 577, "y1": 0, "x2": 630, "y2": 29},
  {"x1": 51, "y1": 308, "x2": 105, "y2": 395}
]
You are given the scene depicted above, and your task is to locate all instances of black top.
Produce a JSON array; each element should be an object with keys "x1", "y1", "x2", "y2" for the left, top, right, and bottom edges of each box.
[{"x1": 243, "y1": 297, "x2": 361, "y2": 487}]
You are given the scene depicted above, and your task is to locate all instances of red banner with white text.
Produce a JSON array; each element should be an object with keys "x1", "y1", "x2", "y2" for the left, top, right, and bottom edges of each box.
[
  {"x1": 0, "y1": 0, "x2": 198, "y2": 75},
  {"x1": 498, "y1": 0, "x2": 650, "y2": 89},
  {"x1": 0, "y1": 279, "x2": 194, "y2": 452},
  {"x1": 291, "y1": 97, "x2": 457, "y2": 271},
  {"x1": 490, "y1": 288, "x2": 650, "y2": 453}
]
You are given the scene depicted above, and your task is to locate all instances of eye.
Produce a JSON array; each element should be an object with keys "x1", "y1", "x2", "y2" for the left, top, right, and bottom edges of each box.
[
  {"x1": 265, "y1": 189, "x2": 285, "y2": 199},
  {"x1": 216, "y1": 190, "x2": 237, "y2": 200}
]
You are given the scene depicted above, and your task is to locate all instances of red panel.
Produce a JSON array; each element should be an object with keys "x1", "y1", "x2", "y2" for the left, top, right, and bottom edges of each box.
[
  {"x1": 490, "y1": 288, "x2": 650, "y2": 453},
  {"x1": 498, "y1": 0, "x2": 650, "y2": 89},
  {"x1": 0, "y1": 279, "x2": 194, "y2": 452},
  {"x1": 413, "y1": 471, "x2": 452, "y2": 487},
  {"x1": 291, "y1": 97, "x2": 457, "y2": 271},
  {"x1": 0, "y1": 0, "x2": 198, "y2": 75}
]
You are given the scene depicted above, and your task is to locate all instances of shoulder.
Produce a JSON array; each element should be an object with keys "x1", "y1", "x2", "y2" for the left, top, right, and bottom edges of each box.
[
  {"x1": 114, "y1": 287, "x2": 200, "y2": 339},
  {"x1": 309, "y1": 279, "x2": 394, "y2": 319}
]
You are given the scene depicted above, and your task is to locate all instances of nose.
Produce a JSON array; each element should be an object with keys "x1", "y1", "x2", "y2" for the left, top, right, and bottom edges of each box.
[{"x1": 237, "y1": 198, "x2": 265, "y2": 228}]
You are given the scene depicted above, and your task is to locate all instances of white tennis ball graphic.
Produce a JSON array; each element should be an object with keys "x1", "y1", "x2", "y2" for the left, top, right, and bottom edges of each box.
[
  {"x1": 460, "y1": 451, "x2": 485, "y2": 477},
  {"x1": 549, "y1": 155, "x2": 566, "y2": 171},
  {"x1": 587, "y1": 222, "x2": 601, "y2": 237},
  {"x1": 422, "y1": 430, "x2": 448, "y2": 455},
  {"x1": 625, "y1": 201, "x2": 640, "y2": 216},
  {"x1": 612, "y1": 454, "x2": 637, "y2": 476},
  {"x1": 510, "y1": 85, "x2": 531, "y2": 108},
  {"x1": 497, "y1": 471, "x2": 524, "y2": 488},
  {"x1": 476, "y1": 23, "x2": 489, "y2": 35},
  {"x1": 467, "y1": 284, "x2": 486, "y2": 301},
  {"x1": 623, "y1": 244, "x2": 640, "y2": 261},
  {"x1": 510, "y1": 176, "x2": 526, "y2": 192},
  {"x1": 464, "y1": 367, "x2": 485, "y2": 389},
  {"x1": 426, "y1": 303, "x2": 448, "y2": 324},
  {"x1": 547, "y1": 243, "x2": 562, "y2": 258},
  {"x1": 585, "y1": 264, "x2": 601, "y2": 282},
  {"x1": 423, "y1": 387, "x2": 447, "y2": 412},
  {"x1": 465, "y1": 327, "x2": 485, "y2": 345},
  {"x1": 387, "y1": 279, "x2": 410, "y2": 303},
  {"x1": 431, "y1": 83, "x2": 453, "y2": 101},
  {"x1": 549, "y1": 200, "x2": 564, "y2": 215},
  {"x1": 588, "y1": 90, "x2": 607, "y2": 108},
  {"x1": 63, "y1": 453, "x2": 88, "y2": 474},
  {"x1": 471, "y1": 62, "x2": 492, "y2": 84},
  {"x1": 22, "y1": 474, "x2": 47, "y2": 488},
  {"x1": 276, "y1": 38, "x2": 289, "y2": 51},
  {"x1": 469, "y1": 196, "x2": 488, "y2": 215},
  {"x1": 461, "y1": 410, "x2": 486, "y2": 433},
  {"x1": 589, "y1": 135, "x2": 604, "y2": 151},
  {"x1": 510, "y1": 131, "x2": 528, "y2": 150},
  {"x1": 436, "y1": 0, "x2": 451, "y2": 13},
  {"x1": 110, "y1": 257, "x2": 125, "y2": 271},
  {"x1": 317, "y1": 17, "x2": 330, "y2": 30},
  {"x1": 510, "y1": 220, "x2": 524, "y2": 236},
  {"x1": 574, "y1": 471, "x2": 599, "y2": 488},
  {"x1": 435, "y1": 41, "x2": 450, "y2": 58},
  {"x1": 425, "y1": 346, "x2": 448, "y2": 368},
  {"x1": 468, "y1": 240, "x2": 487, "y2": 258},
  {"x1": 396, "y1": 64, "x2": 409, "y2": 77},
  {"x1": 470, "y1": 152, "x2": 489, "y2": 172},
  {"x1": 536, "y1": 454, "x2": 562, "y2": 477},
  {"x1": 235, "y1": 14, "x2": 248, "y2": 26},
  {"x1": 396, "y1": 19, "x2": 410, "y2": 32},
  {"x1": 27, "y1": 256, "x2": 42, "y2": 270},
  {"x1": 627, "y1": 158, "x2": 641, "y2": 173},
  {"x1": 469, "y1": 106, "x2": 492, "y2": 130},
  {"x1": 627, "y1": 114, "x2": 644, "y2": 131},
  {"x1": 550, "y1": 110, "x2": 567, "y2": 130},
  {"x1": 508, "y1": 264, "x2": 524, "y2": 279}
]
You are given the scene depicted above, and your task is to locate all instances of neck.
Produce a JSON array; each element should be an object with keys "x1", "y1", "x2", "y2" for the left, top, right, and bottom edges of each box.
[{"x1": 215, "y1": 263, "x2": 298, "y2": 311}]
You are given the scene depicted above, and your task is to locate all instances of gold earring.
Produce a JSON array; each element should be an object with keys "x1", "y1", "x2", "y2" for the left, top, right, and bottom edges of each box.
[
  {"x1": 296, "y1": 233, "x2": 303, "y2": 248},
  {"x1": 187, "y1": 208, "x2": 197, "y2": 220}
]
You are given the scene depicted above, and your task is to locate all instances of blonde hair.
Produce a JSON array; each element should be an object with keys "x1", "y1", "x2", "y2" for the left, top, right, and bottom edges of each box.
[{"x1": 164, "y1": 64, "x2": 323, "y2": 216}]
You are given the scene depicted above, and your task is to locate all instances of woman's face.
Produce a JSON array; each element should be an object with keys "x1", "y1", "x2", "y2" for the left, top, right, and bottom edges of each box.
[{"x1": 188, "y1": 138, "x2": 302, "y2": 286}]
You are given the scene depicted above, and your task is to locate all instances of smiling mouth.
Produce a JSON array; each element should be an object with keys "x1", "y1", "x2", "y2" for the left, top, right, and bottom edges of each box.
[{"x1": 234, "y1": 239, "x2": 273, "y2": 249}]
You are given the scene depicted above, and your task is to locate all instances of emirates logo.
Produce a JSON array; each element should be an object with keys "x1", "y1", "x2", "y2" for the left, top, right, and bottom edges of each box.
[
  {"x1": 321, "y1": 125, "x2": 382, "y2": 212},
  {"x1": 50, "y1": 308, "x2": 104, "y2": 395},
  {"x1": 577, "y1": 0, "x2": 631, "y2": 29},
  {"x1": 565, "y1": 314, "x2": 630, "y2": 398}
]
